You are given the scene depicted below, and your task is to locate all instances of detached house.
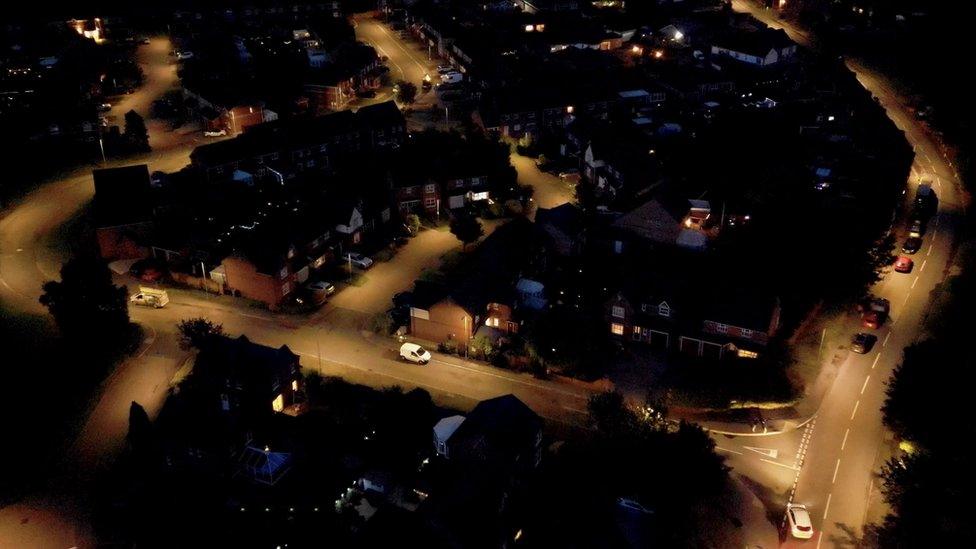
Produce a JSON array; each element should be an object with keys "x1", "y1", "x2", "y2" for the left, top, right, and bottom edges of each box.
[
  {"x1": 710, "y1": 28, "x2": 797, "y2": 68},
  {"x1": 192, "y1": 335, "x2": 303, "y2": 417},
  {"x1": 607, "y1": 280, "x2": 781, "y2": 360}
]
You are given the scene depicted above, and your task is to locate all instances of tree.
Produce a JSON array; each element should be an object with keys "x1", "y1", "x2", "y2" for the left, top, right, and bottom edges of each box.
[
  {"x1": 177, "y1": 318, "x2": 224, "y2": 350},
  {"x1": 449, "y1": 213, "x2": 484, "y2": 250},
  {"x1": 40, "y1": 254, "x2": 132, "y2": 349},
  {"x1": 404, "y1": 213, "x2": 421, "y2": 235},
  {"x1": 128, "y1": 401, "x2": 152, "y2": 452},
  {"x1": 124, "y1": 109, "x2": 150, "y2": 152},
  {"x1": 395, "y1": 81, "x2": 417, "y2": 104}
]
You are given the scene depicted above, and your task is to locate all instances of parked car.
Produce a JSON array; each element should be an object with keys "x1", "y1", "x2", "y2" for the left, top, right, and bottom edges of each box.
[
  {"x1": 894, "y1": 255, "x2": 914, "y2": 273},
  {"x1": 343, "y1": 252, "x2": 374, "y2": 269},
  {"x1": 175, "y1": 50, "x2": 194, "y2": 60},
  {"x1": 851, "y1": 332, "x2": 877, "y2": 354},
  {"x1": 857, "y1": 296, "x2": 889, "y2": 329},
  {"x1": 440, "y1": 72, "x2": 463, "y2": 84},
  {"x1": 97, "y1": 103, "x2": 112, "y2": 112},
  {"x1": 204, "y1": 129, "x2": 227, "y2": 137},
  {"x1": 902, "y1": 236, "x2": 922, "y2": 255},
  {"x1": 307, "y1": 280, "x2": 336, "y2": 298},
  {"x1": 616, "y1": 497, "x2": 653, "y2": 515},
  {"x1": 787, "y1": 504, "x2": 814, "y2": 539},
  {"x1": 909, "y1": 218, "x2": 925, "y2": 238},
  {"x1": 399, "y1": 342, "x2": 431, "y2": 364},
  {"x1": 436, "y1": 64, "x2": 454, "y2": 74}
]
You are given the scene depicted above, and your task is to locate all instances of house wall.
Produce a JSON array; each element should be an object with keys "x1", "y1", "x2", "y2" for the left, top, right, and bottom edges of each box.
[
  {"x1": 95, "y1": 223, "x2": 152, "y2": 260},
  {"x1": 221, "y1": 256, "x2": 293, "y2": 308},
  {"x1": 411, "y1": 300, "x2": 473, "y2": 344}
]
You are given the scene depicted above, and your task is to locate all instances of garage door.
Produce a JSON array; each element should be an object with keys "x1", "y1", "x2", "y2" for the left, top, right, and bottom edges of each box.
[{"x1": 679, "y1": 336, "x2": 702, "y2": 356}]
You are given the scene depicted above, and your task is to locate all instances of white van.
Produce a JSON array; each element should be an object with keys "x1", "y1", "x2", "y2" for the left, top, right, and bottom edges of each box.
[
  {"x1": 399, "y1": 342, "x2": 431, "y2": 365},
  {"x1": 130, "y1": 287, "x2": 169, "y2": 308},
  {"x1": 440, "y1": 72, "x2": 463, "y2": 84}
]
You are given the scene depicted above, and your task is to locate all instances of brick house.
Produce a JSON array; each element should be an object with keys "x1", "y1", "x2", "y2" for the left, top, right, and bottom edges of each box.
[
  {"x1": 92, "y1": 164, "x2": 154, "y2": 260},
  {"x1": 606, "y1": 282, "x2": 781, "y2": 360}
]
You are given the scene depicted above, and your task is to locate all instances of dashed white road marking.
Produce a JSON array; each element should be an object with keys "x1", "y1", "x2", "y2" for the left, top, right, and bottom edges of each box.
[
  {"x1": 816, "y1": 531, "x2": 824, "y2": 549},
  {"x1": 911, "y1": 276, "x2": 919, "y2": 289},
  {"x1": 832, "y1": 458, "x2": 841, "y2": 484},
  {"x1": 851, "y1": 400, "x2": 860, "y2": 420},
  {"x1": 823, "y1": 493, "x2": 833, "y2": 520},
  {"x1": 871, "y1": 354, "x2": 881, "y2": 369},
  {"x1": 861, "y1": 375, "x2": 871, "y2": 394},
  {"x1": 841, "y1": 428, "x2": 850, "y2": 451},
  {"x1": 882, "y1": 333, "x2": 890, "y2": 347},
  {"x1": 920, "y1": 259, "x2": 927, "y2": 272}
]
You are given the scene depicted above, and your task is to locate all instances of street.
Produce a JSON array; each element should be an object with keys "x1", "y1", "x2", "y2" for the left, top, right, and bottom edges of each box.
[
  {"x1": 0, "y1": 10, "x2": 962, "y2": 548},
  {"x1": 719, "y1": 2, "x2": 966, "y2": 547}
]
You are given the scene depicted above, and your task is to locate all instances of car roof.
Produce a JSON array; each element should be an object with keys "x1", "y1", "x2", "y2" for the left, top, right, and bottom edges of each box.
[
  {"x1": 790, "y1": 505, "x2": 812, "y2": 526},
  {"x1": 401, "y1": 342, "x2": 422, "y2": 351}
]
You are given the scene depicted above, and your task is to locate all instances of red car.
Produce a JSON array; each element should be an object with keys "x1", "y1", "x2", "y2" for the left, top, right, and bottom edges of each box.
[{"x1": 894, "y1": 256, "x2": 914, "y2": 273}]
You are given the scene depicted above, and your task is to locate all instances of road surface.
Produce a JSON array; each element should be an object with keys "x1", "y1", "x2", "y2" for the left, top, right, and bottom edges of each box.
[{"x1": 721, "y1": 2, "x2": 966, "y2": 547}]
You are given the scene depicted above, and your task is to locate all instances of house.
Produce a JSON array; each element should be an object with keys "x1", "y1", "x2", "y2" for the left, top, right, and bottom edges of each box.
[
  {"x1": 391, "y1": 167, "x2": 440, "y2": 217},
  {"x1": 609, "y1": 197, "x2": 715, "y2": 253},
  {"x1": 606, "y1": 281, "x2": 782, "y2": 360},
  {"x1": 191, "y1": 335, "x2": 303, "y2": 416},
  {"x1": 304, "y1": 42, "x2": 382, "y2": 112},
  {"x1": 92, "y1": 164, "x2": 154, "y2": 260},
  {"x1": 710, "y1": 28, "x2": 797, "y2": 68},
  {"x1": 535, "y1": 203, "x2": 586, "y2": 257},
  {"x1": 447, "y1": 394, "x2": 543, "y2": 470},
  {"x1": 189, "y1": 101, "x2": 405, "y2": 182},
  {"x1": 410, "y1": 291, "x2": 477, "y2": 345},
  {"x1": 409, "y1": 220, "x2": 537, "y2": 345},
  {"x1": 219, "y1": 242, "x2": 306, "y2": 309}
]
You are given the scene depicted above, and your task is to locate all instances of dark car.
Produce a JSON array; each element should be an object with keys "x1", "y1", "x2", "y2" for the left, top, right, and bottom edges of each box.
[
  {"x1": 902, "y1": 236, "x2": 922, "y2": 255},
  {"x1": 129, "y1": 258, "x2": 166, "y2": 282},
  {"x1": 851, "y1": 332, "x2": 877, "y2": 354}
]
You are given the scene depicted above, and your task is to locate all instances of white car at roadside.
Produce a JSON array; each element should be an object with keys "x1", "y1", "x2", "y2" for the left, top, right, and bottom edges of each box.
[
  {"x1": 343, "y1": 252, "x2": 374, "y2": 269},
  {"x1": 399, "y1": 343, "x2": 431, "y2": 365},
  {"x1": 787, "y1": 504, "x2": 814, "y2": 539}
]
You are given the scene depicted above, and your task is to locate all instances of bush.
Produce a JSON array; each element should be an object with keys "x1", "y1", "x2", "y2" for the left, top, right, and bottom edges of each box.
[
  {"x1": 437, "y1": 338, "x2": 459, "y2": 355},
  {"x1": 369, "y1": 312, "x2": 394, "y2": 335}
]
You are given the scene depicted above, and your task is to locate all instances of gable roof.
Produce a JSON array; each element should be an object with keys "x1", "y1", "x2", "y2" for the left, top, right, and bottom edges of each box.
[
  {"x1": 712, "y1": 28, "x2": 794, "y2": 58},
  {"x1": 449, "y1": 394, "x2": 541, "y2": 463},
  {"x1": 535, "y1": 203, "x2": 584, "y2": 237}
]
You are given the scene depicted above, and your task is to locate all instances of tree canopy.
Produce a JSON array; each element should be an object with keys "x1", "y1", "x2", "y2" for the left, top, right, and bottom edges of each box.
[{"x1": 449, "y1": 213, "x2": 484, "y2": 250}]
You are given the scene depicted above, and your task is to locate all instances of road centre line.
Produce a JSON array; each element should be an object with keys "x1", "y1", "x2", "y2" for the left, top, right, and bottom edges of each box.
[
  {"x1": 872, "y1": 354, "x2": 881, "y2": 369},
  {"x1": 927, "y1": 244, "x2": 933, "y2": 256},
  {"x1": 851, "y1": 400, "x2": 860, "y2": 420},
  {"x1": 883, "y1": 333, "x2": 890, "y2": 347},
  {"x1": 911, "y1": 276, "x2": 919, "y2": 289},
  {"x1": 823, "y1": 493, "x2": 833, "y2": 521},
  {"x1": 816, "y1": 532, "x2": 824, "y2": 549},
  {"x1": 841, "y1": 428, "x2": 850, "y2": 451},
  {"x1": 832, "y1": 458, "x2": 841, "y2": 484},
  {"x1": 861, "y1": 375, "x2": 871, "y2": 395},
  {"x1": 920, "y1": 259, "x2": 927, "y2": 272}
]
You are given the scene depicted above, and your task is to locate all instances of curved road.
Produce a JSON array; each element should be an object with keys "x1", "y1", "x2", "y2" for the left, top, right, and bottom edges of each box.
[{"x1": 719, "y1": 3, "x2": 967, "y2": 548}]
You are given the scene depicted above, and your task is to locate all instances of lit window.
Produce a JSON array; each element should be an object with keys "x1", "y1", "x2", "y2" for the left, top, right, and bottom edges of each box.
[
  {"x1": 737, "y1": 349, "x2": 759, "y2": 359},
  {"x1": 291, "y1": 380, "x2": 298, "y2": 391},
  {"x1": 612, "y1": 305, "x2": 625, "y2": 318},
  {"x1": 272, "y1": 394, "x2": 284, "y2": 412},
  {"x1": 741, "y1": 328, "x2": 754, "y2": 338},
  {"x1": 633, "y1": 326, "x2": 641, "y2": 334},
  {"x1": 611, "y1": 323, "x2": 624, "y2": 335},
  {"x1": 424, "y1": 183, "x2": 436, "y2": 194}
]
